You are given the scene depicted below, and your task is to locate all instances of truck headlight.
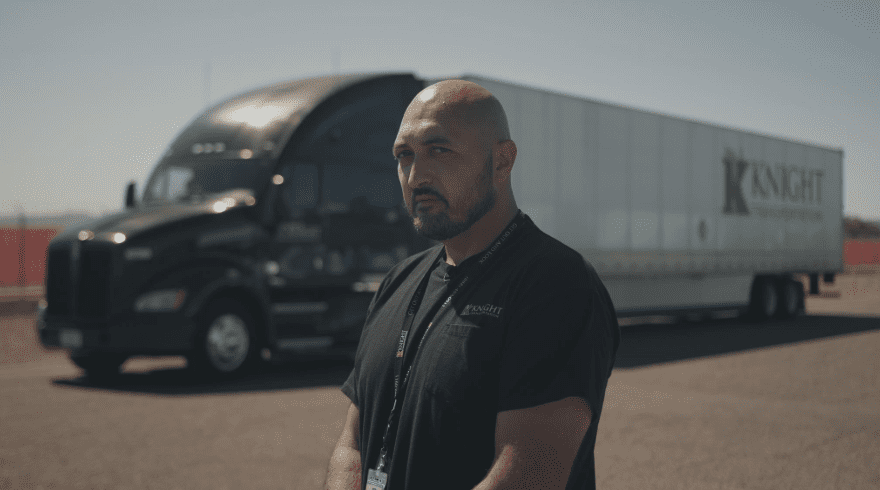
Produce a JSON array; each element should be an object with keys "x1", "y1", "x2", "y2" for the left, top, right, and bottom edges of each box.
[{"x1": 134, "y1": 289, "x2": 186, "y2": 312}]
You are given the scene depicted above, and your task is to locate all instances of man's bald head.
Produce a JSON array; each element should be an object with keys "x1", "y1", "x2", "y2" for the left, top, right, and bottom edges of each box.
[
  {"x1": 394, "y1": 79, "x2": 518, "y2": 245},
  {"x1": 403, "y1": 79, "x2": 510, "y2": 147}
]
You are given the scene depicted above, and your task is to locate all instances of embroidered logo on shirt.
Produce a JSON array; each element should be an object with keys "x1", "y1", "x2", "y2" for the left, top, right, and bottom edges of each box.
[{"x1": 461, "y1": 303, "x2": 504, "y2": 318}]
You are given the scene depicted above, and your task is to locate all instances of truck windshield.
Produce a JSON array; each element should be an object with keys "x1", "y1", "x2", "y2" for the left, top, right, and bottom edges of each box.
[{"x1": 142, "y1": 159, "x2": 271, "y2": 205}]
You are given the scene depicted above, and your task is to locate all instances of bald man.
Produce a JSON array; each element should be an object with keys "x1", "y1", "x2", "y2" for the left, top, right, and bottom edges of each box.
[{"x1": 325, "y1": 80, "x2": 620, "y2": 490}]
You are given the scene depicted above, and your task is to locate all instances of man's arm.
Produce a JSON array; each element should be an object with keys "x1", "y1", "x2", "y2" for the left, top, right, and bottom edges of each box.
[
  {"x1": 473, "y1": 396, "x2": 592, "y2": 490},
  {"x1": 324, "y1": 402, "x2": 362, "y2": 490}
]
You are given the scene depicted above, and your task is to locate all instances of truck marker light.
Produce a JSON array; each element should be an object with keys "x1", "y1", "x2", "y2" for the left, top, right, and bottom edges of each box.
[
  {"x1": 112, "y1": 232, "x2": 126, "y2": 244},
  {"x1": 77, "y1": 230, "x2": 95, "y2": 241},
  {"x1": 272, "y1": 174, "x2": 284, "y2": 185},
  {"x1": 239, "y1": 149, "x2": 253, "y2": 159},
  {"x1": 172, "y1": 290, "x2": 186, "y2": 309}
]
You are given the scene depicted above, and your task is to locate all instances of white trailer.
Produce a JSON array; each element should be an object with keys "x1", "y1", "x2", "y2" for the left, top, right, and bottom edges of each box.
[{"x1": 455, "y1": 75, "x2": 844, "y2": 319}]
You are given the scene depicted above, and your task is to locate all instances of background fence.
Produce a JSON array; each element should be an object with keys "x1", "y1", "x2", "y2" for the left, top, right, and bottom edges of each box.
[
  {"x1": 843, "y1": 240, "x2": 880, "y2": 266},
  {"x1": 1, "y1": 227, "x2": 60, "y2": 294}
]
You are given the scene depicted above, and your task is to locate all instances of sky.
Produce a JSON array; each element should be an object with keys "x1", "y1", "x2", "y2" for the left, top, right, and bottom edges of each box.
[{"x1": 1, "y1": 0, "x2": 878, "y2": 220}]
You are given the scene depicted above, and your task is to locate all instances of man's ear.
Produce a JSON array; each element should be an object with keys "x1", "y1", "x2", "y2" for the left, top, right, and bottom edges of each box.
[{"x1": 495, "y1": 140, "x2": 517, "y2": 179}]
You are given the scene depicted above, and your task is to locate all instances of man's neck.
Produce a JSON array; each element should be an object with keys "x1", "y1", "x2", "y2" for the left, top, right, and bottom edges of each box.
[{"x1": 442, "y1": 203, "x2": 519, "y2": 266}]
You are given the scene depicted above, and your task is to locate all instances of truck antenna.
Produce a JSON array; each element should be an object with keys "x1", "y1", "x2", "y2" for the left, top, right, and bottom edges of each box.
[{"x1": 203, "y1": 60, "x2": 211, "y2": 107}]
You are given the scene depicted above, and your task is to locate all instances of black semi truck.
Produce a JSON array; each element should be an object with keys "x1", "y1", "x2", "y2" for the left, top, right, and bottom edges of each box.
[
  {"x1": 39, "y1": 73, "x2": 430, "y2": 377},
  {"x1": 39, "y1": 71, "x2": 841, "y2": 378}
]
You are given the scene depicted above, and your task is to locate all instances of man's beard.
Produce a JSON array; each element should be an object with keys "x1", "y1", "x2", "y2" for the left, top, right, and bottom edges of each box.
[{"x1": 408, "y1": 153, "x2": 496, "y2": 241}]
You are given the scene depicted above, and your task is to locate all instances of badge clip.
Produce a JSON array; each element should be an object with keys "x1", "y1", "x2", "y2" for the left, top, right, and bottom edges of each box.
[{"x1": 366, "y1": 457, "x2": 388, "y2": 490}]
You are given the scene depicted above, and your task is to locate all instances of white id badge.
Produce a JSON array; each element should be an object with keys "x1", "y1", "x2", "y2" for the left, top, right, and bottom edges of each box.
[{"x1": 365, "y1": 468, "x2": 388, "y2": 490}]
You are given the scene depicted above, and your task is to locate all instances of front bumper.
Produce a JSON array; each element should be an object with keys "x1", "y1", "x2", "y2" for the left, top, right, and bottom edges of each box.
[{"x1": 38, "y1": 312, "x2": 197, "y2": 355}]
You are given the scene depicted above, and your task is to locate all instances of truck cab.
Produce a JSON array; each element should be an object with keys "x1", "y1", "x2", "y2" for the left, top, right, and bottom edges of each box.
[{"x1": 38, "y1": 73, "x2": 428, "y2": 377}]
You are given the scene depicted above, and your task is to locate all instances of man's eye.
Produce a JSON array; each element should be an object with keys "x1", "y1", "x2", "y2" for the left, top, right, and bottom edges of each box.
[
  {"x1": 395, "y1": 151, "x2": 413, "y2": 161},
  {"x1": 431, "y1": 147, "x2": 449, "y2": 155}
]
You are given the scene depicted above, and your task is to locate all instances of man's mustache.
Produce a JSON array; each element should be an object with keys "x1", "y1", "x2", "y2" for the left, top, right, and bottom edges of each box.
[{"x1": 411, "y1": 188, "x2": 448, "y2": 206}]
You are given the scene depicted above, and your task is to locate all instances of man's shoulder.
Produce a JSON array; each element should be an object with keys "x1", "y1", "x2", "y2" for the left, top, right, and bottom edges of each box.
[
  {"x1": 388, "y1": 244, "x2": 442, "y2": 279},
  {"x1": 373, "y1": 244, "x2": 442, "y2": 297},
  {"x1": 516, "y1": 226, "x2": 596, "y2": 279},
  {"x1": 502, "y1": 224, "x2": 612, "y2": 307}
]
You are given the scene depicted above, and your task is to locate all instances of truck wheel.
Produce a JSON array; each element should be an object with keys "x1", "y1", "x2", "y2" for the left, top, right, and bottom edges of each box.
[
  {"x1": 778, "y1": 279, "x2": 804, "y2": 319},
  {"x1": 70, "y1": 353, "x2": 128, "y2": 380},
  {"x1": 751, "y1": 277, "x2": 780, "y2": 320},
  {"x1": 189, "y1": 299, "x2": 259, "y2": 377}
]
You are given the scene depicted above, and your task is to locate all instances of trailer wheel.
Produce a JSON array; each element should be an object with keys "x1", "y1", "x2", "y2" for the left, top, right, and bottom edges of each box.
[
  {"x1": 751, "y1": 277, "x2": 780, "y2": 320},
  {"x1": 70, "y1": 353, "x2": 128, "y2": 380},
  {"x1": 189, "y1": 299, "x2": 259, "y2": 377},
  {"x1": 778, "y1": 279, "x2": 804, "y2": 319}
]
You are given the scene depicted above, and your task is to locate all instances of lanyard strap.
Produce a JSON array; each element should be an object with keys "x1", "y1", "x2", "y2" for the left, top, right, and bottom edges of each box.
[{"x1": 376, "y1": 211, "x2": 525, "y2": 472}]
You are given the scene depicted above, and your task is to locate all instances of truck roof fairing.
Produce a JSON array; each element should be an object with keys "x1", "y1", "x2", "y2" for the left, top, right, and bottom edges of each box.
[{"x1": 165, "y1": 73, "x2": 416, "y2": 160}]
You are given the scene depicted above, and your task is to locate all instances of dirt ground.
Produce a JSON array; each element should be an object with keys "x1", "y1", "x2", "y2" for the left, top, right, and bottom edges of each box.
[{"x1": 1, "y1": 274, "x2": 878, "y2": 489}]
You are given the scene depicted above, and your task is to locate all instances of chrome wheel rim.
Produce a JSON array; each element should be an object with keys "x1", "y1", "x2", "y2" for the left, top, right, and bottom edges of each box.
[{"x1": 205, "y1": 313, "x2": 250, "y2": 372}]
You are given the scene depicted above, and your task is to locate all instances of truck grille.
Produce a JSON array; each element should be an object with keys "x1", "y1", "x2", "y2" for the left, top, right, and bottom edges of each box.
[
  {"x1": 45, "y1": 241, "x2": 114, "y2": 319},
  {"x1": 46, "y1": 243, "x2": 72, "y2": 315},
  {"x1": 77, "y1": 243, "x2": 112, "y2": 318}
]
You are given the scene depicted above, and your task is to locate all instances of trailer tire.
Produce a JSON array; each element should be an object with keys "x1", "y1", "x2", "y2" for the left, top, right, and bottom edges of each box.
[
  {"x1": 70, "y1": 353, "x2": 128, "y2": 380},
  {"x1": 751, "y1": 276, "x2": 780, "y2": 321},
  {"x1": 778, "y1": 279, "x2": 804, "y2": 319},
  {"x1": 188, "y1": 298, "x2": 260, "y2": 377}
]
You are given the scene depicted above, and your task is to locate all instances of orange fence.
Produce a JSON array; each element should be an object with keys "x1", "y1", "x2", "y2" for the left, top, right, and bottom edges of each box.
[
  {"x1": 1, "y1": 228, "x2": 60, "y2": 287},
  {"x1": 843, "y1": 240, "x2": 880, "y2": 266},
  {"x1": 1, "y1": 228, "x2": 878, "y2": 290}
]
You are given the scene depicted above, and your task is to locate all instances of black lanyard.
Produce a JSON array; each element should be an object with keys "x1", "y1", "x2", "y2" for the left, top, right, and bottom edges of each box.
[{"x1": 375, "y1": 211, "x2": 526, "y2": 473}]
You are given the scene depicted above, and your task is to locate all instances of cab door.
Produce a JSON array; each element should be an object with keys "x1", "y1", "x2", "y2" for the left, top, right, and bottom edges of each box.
[
  {"x1": 268, "y1": 76, "x2": 428, "y2": 346},
  {"x1": 265, "y1": 161, "x2": 331, "y2": 345}
]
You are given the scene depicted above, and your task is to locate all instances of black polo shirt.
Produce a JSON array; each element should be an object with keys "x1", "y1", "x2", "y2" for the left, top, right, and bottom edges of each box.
[{"x1": 341, "y1": 213, "x2": 619, "y2": 490}]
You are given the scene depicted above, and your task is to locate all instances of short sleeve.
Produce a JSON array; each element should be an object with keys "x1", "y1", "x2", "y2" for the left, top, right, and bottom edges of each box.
[
  {"x1": 338, "y1": 264, "x2": 399, "y2": 408},
  {"x1": 341, "y1": 367, "x2": 358, "y2": 406},
  {"x1": 496, "y1": 256, "x2": 619, "y2": 416}
]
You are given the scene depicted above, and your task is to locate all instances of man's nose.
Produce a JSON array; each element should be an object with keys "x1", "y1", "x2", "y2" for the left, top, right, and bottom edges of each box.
[{"x1": 406, "y1": 155, "x2": 434, "y2": 188}]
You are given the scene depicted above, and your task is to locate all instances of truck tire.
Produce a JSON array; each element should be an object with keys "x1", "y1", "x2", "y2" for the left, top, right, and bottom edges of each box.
[
  {"x1": 751, "y1": 276, "x2": 780, "y2": 321},
  {"x1": 188, "y1": 298, "x2": 260, "y2": 377},
  {"x1": 778, "y1": 279, "x2": 804, "y2": 319},
  {"x1": 70, "y1": 353, "x2": 128, "y2": 380}
]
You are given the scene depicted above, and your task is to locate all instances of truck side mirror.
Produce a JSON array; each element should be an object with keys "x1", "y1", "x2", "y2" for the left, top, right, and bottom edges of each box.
[{"x1": 125, "y1": 181, "x2": 137, "y2": 209}]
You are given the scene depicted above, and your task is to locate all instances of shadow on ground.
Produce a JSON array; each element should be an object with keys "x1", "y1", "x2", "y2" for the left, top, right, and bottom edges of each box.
[
  {"x1": 52, "y1": 314, "x2": 879, "y2": 394},
  {"x1": 52, "y1": 352, "x2": 354, "y2": 396},
  {"x1": 615, "y1": 314, "x2": 880, "y2": 369}
]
